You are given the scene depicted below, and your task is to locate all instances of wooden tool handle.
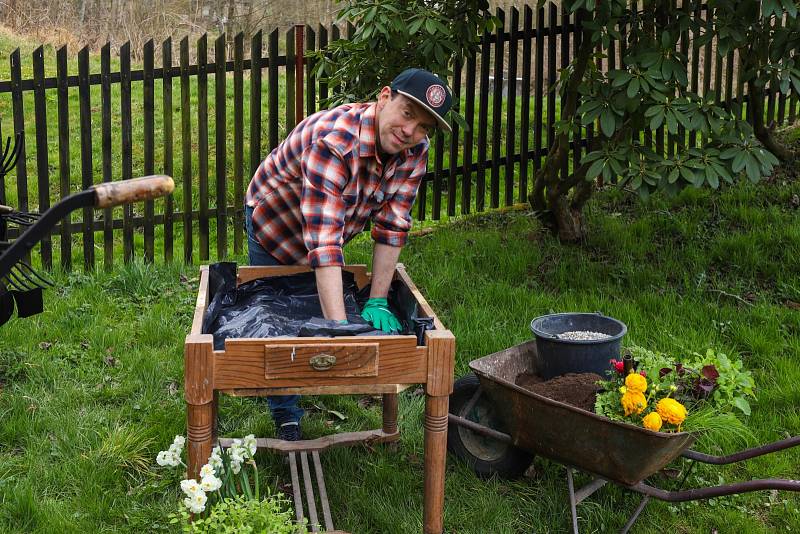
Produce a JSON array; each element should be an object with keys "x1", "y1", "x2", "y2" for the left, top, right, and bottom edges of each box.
[{"x1": 92, "y1": 175, "x2": 174, "y2": 208}]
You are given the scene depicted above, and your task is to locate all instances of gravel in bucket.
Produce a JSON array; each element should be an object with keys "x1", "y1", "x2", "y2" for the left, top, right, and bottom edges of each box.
[{"x1": 557, "y1": 330, "x2": 612, "y2": 341}]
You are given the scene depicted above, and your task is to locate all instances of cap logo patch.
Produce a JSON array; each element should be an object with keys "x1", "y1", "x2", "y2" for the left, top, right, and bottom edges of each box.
[{"x1": 426, "y1": 84, "x2": 446, "y2": 108}]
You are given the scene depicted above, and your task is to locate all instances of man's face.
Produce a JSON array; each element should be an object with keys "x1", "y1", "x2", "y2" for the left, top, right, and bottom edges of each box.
[{"x1": 375, "y1": 87, "x2": 437, "y2": 155}]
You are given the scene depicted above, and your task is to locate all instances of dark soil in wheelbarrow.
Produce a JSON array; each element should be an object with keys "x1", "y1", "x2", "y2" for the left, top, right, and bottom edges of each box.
[{"x1": 514, "y1": 372, "x2": 602, "y2": 412}]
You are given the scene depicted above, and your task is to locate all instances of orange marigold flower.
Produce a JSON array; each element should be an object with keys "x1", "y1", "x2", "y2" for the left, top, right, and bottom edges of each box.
[
  {"x1": 621, "y1": 390, "x2": 647, "y2": 416},
  {"x1": 642, "y1": 412, "x2": 663, "y2": 432},
  {"x1": 625, "y1": 372, "x2": 647, "y2": 393},
  {"x1": 657, "y1": 398, "x2": 687, "y2": 426}
]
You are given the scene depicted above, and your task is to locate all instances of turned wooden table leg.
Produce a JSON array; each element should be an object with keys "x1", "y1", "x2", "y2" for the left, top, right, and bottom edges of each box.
[
  {"x1": 423, "y1": 394, "x2": 449, "y2": 534},
  {"x1": 383, "y1": 392, "x2": 399, "y2": 452},
  {"x1": 383, "y1": 393, "x2": 398, "y2": 434},
  {"x1": 423, "y1": 330, "x2": 456, "y2": 534},
  {"x1": 187, "y1": 402, "x2": 214, "y2": 479},
  {"x1": 185, "y1": 334, "x2": 215, "y2": 480}
]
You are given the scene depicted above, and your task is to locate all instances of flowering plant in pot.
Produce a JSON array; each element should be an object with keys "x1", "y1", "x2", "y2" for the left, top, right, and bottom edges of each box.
[
  {"x1": 156, "y1": 435, "x2": 308, "y2": 533},
  {"x1": 594, "y1": 346, "x2": 756, "y2": 436}
]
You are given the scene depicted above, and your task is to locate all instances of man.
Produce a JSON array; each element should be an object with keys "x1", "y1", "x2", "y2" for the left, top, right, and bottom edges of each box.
[{"x1": 245, "y1": 68, "x2": 453, "y2": 441}]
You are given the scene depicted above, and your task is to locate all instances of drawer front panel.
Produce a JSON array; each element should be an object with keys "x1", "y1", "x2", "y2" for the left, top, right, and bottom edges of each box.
[{"x1": 264, "y1": 343, "x2": 379, "y2": 380}]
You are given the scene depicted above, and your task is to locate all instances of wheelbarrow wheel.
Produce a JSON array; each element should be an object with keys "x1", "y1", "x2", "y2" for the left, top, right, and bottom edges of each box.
[{"x1": 447, "y1": 373, "x2": 534, "y2": 479}]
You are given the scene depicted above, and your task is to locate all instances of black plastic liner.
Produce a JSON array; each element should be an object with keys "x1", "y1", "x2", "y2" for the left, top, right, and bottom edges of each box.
[{"x1": 202, "y1": 262, "x2": 435, "y2": 350}]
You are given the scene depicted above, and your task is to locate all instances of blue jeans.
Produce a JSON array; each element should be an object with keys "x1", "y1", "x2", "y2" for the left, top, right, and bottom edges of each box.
[{"x1": 245, "y1": 205, "x2": 304, "y2": 426}]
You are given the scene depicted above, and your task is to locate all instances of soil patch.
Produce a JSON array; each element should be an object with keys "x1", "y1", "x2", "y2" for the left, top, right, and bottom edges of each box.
[{"x1": 515, "y1": 372, "x2": 602, "y2": 412}]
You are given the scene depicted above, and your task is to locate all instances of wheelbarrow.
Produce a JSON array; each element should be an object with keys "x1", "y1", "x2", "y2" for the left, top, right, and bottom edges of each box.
[{"x1": 447, "y1": 340, "x2": 800, "y2": 533}]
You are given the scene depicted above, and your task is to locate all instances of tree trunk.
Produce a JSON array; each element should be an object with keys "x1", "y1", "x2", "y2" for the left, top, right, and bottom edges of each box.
[
  {"x1": 528, "y1": 11, "x2": 595, "y2": 241},
  {"x1": 748, "y1": 80, "x2": 794, "y2": 161},
  {"x1": 550, "y1": 191, "x2": 587, "y2": 242}
]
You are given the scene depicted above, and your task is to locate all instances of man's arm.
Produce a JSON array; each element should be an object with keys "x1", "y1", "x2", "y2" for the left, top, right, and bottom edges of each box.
[
  {"x1": 369, "y1": 242, "x2": 402, "y2": 298},
  {"x1": 315, "y1": 266, "x2": 347, "y2": 321}
]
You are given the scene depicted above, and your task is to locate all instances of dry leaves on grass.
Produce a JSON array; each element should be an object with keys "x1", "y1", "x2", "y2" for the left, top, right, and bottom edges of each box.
[{"x1": 356, "y1": 395, "x2": 382, "y2": 409}]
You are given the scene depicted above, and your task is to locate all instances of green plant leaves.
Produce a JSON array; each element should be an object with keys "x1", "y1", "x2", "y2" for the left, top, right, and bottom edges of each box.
[
  {"x1": 600, "y1": 108, "x2": 617, "y2": 137},
  {"x1": 732, "y1": 397, "x2": 752, "y2": 416}
]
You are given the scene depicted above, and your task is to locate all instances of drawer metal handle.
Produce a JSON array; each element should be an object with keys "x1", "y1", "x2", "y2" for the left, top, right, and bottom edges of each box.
[{"x1": 309, "y1": 354, "x2": 336, "y2": 371}]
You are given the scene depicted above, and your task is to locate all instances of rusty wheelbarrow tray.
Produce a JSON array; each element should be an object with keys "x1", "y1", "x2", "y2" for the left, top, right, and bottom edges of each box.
[{"x1": 447, "y1": 340, "x2": 800, "y2": 533}]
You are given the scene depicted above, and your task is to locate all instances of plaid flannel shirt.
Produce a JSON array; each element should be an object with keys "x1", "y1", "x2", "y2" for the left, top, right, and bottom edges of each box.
[{"x1": 245, "y1": 102, "x2": 429, "y2": 268}]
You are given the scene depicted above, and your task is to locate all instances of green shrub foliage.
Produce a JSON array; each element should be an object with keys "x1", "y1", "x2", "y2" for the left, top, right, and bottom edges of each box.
[{"x1": 531, "y1": 0, "x2": 799, "y2": 240}]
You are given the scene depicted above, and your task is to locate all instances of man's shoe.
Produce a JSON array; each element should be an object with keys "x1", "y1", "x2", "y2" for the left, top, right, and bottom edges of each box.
[{"x1": 278, "y1": 422, "x2": 302, "y2": 442}]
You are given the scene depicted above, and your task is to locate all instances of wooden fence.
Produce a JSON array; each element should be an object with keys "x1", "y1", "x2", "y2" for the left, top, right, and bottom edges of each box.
[{"x1": 0, "y1": 3, "x2": 796, "y2": 271}]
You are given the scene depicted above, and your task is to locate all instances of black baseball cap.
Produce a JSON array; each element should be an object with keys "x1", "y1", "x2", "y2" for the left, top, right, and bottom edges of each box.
[{"x1": 390, "y1": 68, "x2": 453, "y2": 133}]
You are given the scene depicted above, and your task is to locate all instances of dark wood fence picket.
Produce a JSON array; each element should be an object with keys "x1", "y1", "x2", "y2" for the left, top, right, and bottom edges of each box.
[
  {"x1": 32, "y1": 46, "x2": 51, "y2": 269},
  {"x1": 197, "y1": 34, "x2": 209, "y2": 261},
  {"x1": 215, "y1": 33, "x2": 227, "y2": 260},
  {"x1": 120, "y1": 43, "x2": 133, "y2": 264},
  {"x1": 101, "y1": 43, "x2": 114, "y2": 270},
  {"x1": 144, "y1": 39, "x2": 156, "y2": 263},
  {"x1": 78, "y1": 46, "x2": 94, "y2": 270},
  {"x1": 233, "y1": 32, "x2": 244, "y2": 255},
  {"x1": 163, "y1": 37, "x2": 174, "y2": 264},
  {"x1": 56, "y1": 46, "x2": 71, "y2": 270}
]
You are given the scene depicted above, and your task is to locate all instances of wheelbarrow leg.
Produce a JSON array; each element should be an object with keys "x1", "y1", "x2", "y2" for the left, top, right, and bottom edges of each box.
[
  {"x1": 620, "y1": 496, "x2": 650, "y2": 534},
  {"x1": 566, "y1": 468, "x2": 608, "y2": 534},
  {"x1": 567, "y1": 468, "x2": 579, "y2": 534}
]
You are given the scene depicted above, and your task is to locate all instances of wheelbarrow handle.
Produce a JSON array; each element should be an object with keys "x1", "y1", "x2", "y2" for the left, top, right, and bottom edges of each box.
[{"x1": 92, "y1": 175, "x2": 174, "y2": 209}]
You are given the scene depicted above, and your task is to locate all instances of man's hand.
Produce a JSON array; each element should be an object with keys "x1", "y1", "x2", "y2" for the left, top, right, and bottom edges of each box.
[{"x1": 361, "y1": 298, "x2": 401, "y2": 333}]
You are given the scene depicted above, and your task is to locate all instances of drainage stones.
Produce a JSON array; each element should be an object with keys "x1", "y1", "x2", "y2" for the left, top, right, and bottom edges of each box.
[{"x1": 556, "y1": 330, "x2": 612, "y2": 341}]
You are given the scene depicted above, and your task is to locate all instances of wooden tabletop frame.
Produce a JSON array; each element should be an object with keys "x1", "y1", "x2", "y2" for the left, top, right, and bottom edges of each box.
[{"x1": 184, "y1": 263, "x2": 455, "y2": 534}]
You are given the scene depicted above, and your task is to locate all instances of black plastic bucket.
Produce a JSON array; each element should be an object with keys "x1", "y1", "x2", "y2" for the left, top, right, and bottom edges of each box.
[{"x1": 529, "y1": 312, "x2": 627, "y2": 380}]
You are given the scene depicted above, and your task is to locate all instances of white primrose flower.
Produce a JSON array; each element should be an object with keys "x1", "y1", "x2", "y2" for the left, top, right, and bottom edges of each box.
[
  {"x1": 168, "y1": 443, "x2": 182, "y2": 456},
  {"x1": 180, "y1": 478, "x2": 201, "y2": 496},
  {"x1": 199, "y1": 463, "x2": 215, "y2": 478},
  {"x1": 242, "y1": 434, "x2": 257, "y2": 457},
  {"x1": 173, "y1": 435, "x2": 186, "y2": 447},
  {"x1": 183, "y1": 490, "x2": 207, "y2": 514},
  {"x1": 200, "y1": 474, "x2": 222, "y2": 492}
]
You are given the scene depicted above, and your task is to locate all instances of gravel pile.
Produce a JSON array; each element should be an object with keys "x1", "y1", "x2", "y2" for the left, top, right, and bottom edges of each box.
[{"x1": 557, "y1": 330, "x2": 612, "y2": 341}]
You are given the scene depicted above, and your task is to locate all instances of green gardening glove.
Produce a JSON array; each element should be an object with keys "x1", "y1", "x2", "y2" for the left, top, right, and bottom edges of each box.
[{"x1": 361, "y1": 298, "x2": 402, "y2": 334}]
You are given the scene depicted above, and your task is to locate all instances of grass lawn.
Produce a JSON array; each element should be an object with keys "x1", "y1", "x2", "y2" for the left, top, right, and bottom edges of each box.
[{"x1": 1, "y1": 166, "x2": 799, "y2": 532}]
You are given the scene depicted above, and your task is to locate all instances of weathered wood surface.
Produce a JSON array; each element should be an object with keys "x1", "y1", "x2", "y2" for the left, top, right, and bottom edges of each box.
[{"x1": 264, "y1": 343, "x2": 379, "y2": 379}]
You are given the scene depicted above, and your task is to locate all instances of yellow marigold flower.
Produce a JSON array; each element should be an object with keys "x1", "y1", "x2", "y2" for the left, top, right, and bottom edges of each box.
[
  {"x1": 642, "y1": 412, "x2": 663, "y2": 432},
  {"x1": 625, "y1": 372, "x2": 647, "y2": 393},
  {"x1": 619, "y1": 386, "x2": 627, "y2": 394},
  {"x1": 657, "y1": 398, "x2": 687, "y2": 426},
  {"x1": 621, "y1": 390, "x2": 647, "y2": 416}
]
